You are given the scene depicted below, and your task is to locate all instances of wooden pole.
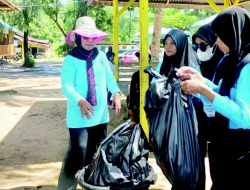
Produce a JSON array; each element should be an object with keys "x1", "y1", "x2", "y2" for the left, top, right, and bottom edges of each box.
[{"x1": 233, "y1": 0, "x2": 240, "y2": 6}]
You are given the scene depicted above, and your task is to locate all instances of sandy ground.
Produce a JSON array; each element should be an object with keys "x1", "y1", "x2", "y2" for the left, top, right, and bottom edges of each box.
[{"x1": 0, "y1": 59, "x2": 212, "y2": 190}]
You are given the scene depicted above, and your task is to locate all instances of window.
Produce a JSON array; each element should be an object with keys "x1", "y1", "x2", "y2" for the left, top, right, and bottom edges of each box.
[{"x1": 39, "y1": 48, "x2": 45, "y2": 52}]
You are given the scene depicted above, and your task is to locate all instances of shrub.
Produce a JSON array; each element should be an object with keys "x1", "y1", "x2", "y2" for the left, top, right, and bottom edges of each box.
[{"x1": 22, "y1": 57, "x2": 36, "y2": 68}]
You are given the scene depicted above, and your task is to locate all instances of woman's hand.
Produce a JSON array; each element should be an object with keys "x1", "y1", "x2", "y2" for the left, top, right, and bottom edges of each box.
[
  {"x1": 180, "y1": 74, "x2": 206, "y2": 95},
  {"x1": 78, "y1": 98, "x2": 95, "y2": 120},
  {"x1": 178, "y1": 66, "x2": 217, "y2": 102},
  {"x1": 177, "y1": 66, "x2": 206, "y2": 84},
  {"x1": 113, "y1": 92, "x2": 121, "y2": 115}
]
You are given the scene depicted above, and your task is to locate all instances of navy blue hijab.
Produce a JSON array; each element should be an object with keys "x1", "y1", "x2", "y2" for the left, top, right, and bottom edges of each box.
[{"x1": 68, "y1": 35, "x2": 99, "y2": 60}]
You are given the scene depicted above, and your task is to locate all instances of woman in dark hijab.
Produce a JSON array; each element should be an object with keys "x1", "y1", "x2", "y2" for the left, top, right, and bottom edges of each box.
[
  {"x1": 192, "y1": 24, "x2": 225, "y2": 84},
  {"x1": 154, "y1": 29, "x2": 204, "y2": 190},
  {"x1": 154, "y1": 29, "x2": 199, "y2": 77},
  {"x1": 178, "y1": 7, "x2": 250, "y2": 190},
  {"x1": 192, "y1": 25, "x2": 226, "y2": 179}
]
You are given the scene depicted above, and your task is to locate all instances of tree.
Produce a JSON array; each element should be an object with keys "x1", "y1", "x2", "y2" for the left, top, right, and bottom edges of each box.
[
  {"x1": 42, "y1": 0, "x2": 68, "y2": 37},
  {"x1": 118, "y1": 8, "x2": 139, "y2": 42},
  {"x1": 2, "y1": 0, "x2": 42, "y2": 67},
  {"x1": 151, "y1": 8, "x2": 163, "y2": 61},
  {"x1": 162, "y1": 9, "x2": 198, "y2": 31}
]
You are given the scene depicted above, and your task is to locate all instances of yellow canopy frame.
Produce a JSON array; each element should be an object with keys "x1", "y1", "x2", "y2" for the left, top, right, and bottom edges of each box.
[{"x1": 112, "y1": 0, "x2": 240, "y2": 140}]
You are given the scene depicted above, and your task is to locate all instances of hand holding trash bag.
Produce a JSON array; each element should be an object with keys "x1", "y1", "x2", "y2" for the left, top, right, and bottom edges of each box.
[
  {"x1": 178, "y1": 66, "x2": 217, "y2": 101},
  {"x1": 177, "y1": 66, "x2": 206, "y2": 84},
  {"x1": 180, "y1": 73, "x2": 206, "y2": 95}
]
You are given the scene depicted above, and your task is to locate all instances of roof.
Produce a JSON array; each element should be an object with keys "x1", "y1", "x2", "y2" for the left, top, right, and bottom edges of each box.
[
  {"x1": 0, "y1": 20, "x2": 21, "y2": 33},
  {"x1": 0, "y1": 0, "x2": 20, "y2": 11},
  {"x1": 134, "y1": 26, "x2": 173, "y2": 36},
  {"x1": 87, "y1": 0, "x2": 250, "y2": 10},
  {"x1": 14, "y1": 33, "x2": 50, "y2": 47}
]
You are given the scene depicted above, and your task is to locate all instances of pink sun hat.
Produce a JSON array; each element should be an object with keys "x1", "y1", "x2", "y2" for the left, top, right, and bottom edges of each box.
[{"x1": 66, "y1": 16, "x2": 109, "y2": 46}]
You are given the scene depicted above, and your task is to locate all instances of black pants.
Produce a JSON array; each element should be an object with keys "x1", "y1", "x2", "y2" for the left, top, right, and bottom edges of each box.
[
  {"x1": 58, "y1": 123, "x2": 107, "y2": 190},
  {"x1": 209, "y1": 142, "x2": 250, "y2": 190}
]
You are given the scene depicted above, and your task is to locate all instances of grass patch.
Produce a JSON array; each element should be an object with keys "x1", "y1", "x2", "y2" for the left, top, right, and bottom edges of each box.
[{"x1": 0, "y1": 90, "x2": 17, "y2": 95}]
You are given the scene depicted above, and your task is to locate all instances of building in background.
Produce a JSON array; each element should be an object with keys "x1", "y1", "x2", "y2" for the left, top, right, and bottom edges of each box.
[
  {"x1": 0, "y1": 20, "x2": 21, "y2": 58},
  {"x1": 14, "y1": 33, "x2": 51, "y2": 59}
]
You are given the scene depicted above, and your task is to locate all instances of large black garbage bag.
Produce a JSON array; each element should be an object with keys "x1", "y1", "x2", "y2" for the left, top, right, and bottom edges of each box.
[
  {"x1": 79, "y1": 120, "x2": 156, "y2": 188},
  {"x1": 144, "y1": 67, "x2": 203, "y2": 189}
]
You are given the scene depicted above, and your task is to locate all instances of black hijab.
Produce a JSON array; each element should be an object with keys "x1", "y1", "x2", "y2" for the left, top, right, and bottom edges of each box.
[
  {"x1": 210, "y1": 7, "x2": 250, "y2": 97},
  {"x1": 160, "y1": 29, "x2": 200, "y2": 77},
  {"x1": 68, "y1": 34, "x2": 99, "y2": 60},
  {"x1": 192, "y1": 24, "x2": 225, "y2": 84}
]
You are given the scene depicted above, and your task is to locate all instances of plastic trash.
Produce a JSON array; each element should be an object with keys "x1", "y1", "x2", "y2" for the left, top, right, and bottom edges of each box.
[
  {"x1": 76, "y1": 120, "x2": 157, "y2": 190},
  {"x1": 144, "y1": 67, "x2": 204, "y2": 189}
]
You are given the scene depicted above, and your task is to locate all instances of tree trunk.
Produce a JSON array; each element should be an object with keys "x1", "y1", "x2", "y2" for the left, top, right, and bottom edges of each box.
[
  {"x1": 23, "y1": 8, "x2": 30, "y2": 67},
  {"x1": 23, "y1": 30, "x2": 29, "y2": 66},
  {"x1": 151, "y1": 8, "x2": 163, "y2": 62}
]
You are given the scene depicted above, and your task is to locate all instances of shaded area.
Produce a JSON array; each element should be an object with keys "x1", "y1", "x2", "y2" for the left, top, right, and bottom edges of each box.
[{"x1": 0, "y1": 100, "x2": 68, "y2": 166}]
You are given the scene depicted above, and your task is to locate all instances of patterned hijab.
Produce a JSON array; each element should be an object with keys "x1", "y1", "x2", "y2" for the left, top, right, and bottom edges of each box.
[{"x1": 68, "y1": 35, "x2": 99, "y2": 106}]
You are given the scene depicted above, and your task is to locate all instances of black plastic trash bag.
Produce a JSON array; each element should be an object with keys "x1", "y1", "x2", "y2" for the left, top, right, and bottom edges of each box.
[
  {"x1": 76, "y1": 120, "x2": 156, "y2": 189},
  {"x1": 144, "y1": 67, "x2": 203, "y2": 189}
]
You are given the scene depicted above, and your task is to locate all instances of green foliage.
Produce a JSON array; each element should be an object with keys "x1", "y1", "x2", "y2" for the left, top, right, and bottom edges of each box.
[
  {"x1": 22, "y1": 57, "x2": 36, "y2": 68},
  {"x1": 29, "y1": 16, "x2": 64, "y2": 43},
  {"x1": 162, "y1": 9, "x2": 198, "y2": 30},
  {"x1": 0, "y1": 27, "x2": 5, "y2": 40},
  {"x1": 0, "y1": 1, "x2": 219, "y2": 57},
  {"x1": 54, "y1": 43, "x2": 75, "y2": 56},
  {"x1": 189, "y1": 9, "x2": 216, "y2": 20}
]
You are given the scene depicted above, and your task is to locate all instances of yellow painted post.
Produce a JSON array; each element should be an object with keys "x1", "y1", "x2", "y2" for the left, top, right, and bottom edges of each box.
[
  {"x1": 139, "y1": 0, "x2": 149, "y2": 140},
  {"x1": 206, "y1": 0, "x2": 221, "y2": 13},
  {"x1": 21, "y1": 41, "x2": 24, "y2": 59},
  {"x1": 113, "y1": 0, "x2": 119, "y2": 80},
  {"x1": 233, "y1": 0, "x2": 240, "y2": 6},
  {"x1": 117, "y1": 0, "x2": 136, "y2": 18},
  {"x1": 224, "y1": 0, "x2": 229, "y2": 9}
]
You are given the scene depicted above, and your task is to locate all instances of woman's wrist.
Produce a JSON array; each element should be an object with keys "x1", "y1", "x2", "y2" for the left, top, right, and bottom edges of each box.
[
  {"x1": 199, "y1": 84, "x2": 217, "y2": 102},
  {"x1": 78, "y1": 98, "x2": 86, "y2": 106},
  {"x1": 114, "y1": 92, "x2": 121, "y2": 96}
]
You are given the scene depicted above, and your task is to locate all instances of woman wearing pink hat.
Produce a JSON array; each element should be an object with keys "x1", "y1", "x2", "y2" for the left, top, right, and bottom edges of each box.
[{"x1": 58, "y1": 16, "x2": 121, "y2": 189}]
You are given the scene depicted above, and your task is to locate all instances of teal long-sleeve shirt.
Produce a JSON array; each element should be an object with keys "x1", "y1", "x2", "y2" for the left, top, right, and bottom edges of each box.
[
  {"x1": 200, "y1": 64, "x2": 250, "y2": 130},
  {"x1": 153, "y1": 61, "x2": 250, "y2": 129},
  {"x1": 61, "y1": 52, "x2": 121, "y2": 128}
]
